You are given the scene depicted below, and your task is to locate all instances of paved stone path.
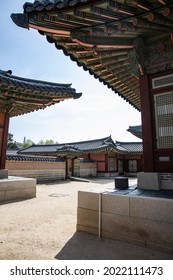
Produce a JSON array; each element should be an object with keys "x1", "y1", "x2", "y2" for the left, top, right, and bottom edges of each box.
[{"x1": 0, "y1": 178, "x2": 172, "y2": 260}]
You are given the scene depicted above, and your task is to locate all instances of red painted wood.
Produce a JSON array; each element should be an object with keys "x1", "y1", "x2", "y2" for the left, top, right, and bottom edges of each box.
[
  {"x1": 0, "y1": 112, "x2": 10, "y2": 169},
  {"x1": 105, "y1": 154, "x2": 108, "y2": 172},
  {"x1": 139, "y1": 75, "x2": 155, "y2": 172}
]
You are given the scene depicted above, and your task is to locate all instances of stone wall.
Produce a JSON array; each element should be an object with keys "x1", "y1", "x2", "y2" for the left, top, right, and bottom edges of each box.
[
  {"x1": 80, "y1": 161, "x2": 97, "y2": 177},
  {"x1": 6, "y1": 156, "x2": 97, "y2": 182},
  {"x1": 77, "y1": 190, "x2": 173, "y2": 255},
  {"x1": 6, "y1": 157, "x2": 66, "y2": 183},
  {"x1": 0, "y1": 177, "x2": 36, "y2": 202}
]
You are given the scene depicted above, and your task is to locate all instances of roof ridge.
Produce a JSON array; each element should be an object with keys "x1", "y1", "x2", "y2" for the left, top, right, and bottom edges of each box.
[
  {"x1": 56, "y1": 136, "x2": 113, "y2": 146},
  {"x1": 0, "y1": 69, "x2": 72, "y2": 88},
  {"x1": 18, "y1": 136, "x2": 114, "y2": 152},
  {"x1": 116, "y1": 141, "x2": 142, "y2": 144}
]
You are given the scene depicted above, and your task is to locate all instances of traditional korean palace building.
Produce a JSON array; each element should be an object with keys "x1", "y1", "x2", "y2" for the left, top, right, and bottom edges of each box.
[
  {"x1": 0, "y1": 69, "x2": 81, "y2": 201},
  {"x1": 0, "y1": 69, "x2": 81, "y2": 172},
  {"x1": 127, "y1": 125, "x2": 142, "y2": 139},
  {"x1": 9, "y1": 1, "x2": 173, "y2": 255},
  {"x1": 7, "y1": 135, "x2": 142, "y2": 181},
  {"x1": 11, "y1": 0, "x2": 173, "y2": 190}
]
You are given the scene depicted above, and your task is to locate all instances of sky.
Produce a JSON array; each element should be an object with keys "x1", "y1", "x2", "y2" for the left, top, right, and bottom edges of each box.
[{"x1": 0, "y1": 0, "x2": 141, "y2": 144}]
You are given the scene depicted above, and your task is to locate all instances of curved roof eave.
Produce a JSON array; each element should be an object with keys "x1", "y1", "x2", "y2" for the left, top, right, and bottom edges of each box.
[{"x1": 0, "y1": 69, "x2": 82, "y2": 117}]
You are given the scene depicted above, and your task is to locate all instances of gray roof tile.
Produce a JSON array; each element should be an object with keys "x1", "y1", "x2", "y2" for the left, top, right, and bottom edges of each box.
[
  {"x1": 115, "y1": 141, "x2": 143, "y2": 154},
  {"x1": 18, "y1": 136, "x2": 143, "y2": 155}
]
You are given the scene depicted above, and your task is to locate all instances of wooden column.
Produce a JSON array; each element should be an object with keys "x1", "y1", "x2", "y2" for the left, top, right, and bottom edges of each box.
[
  {"x1": 105, "y1": 154, "x2": 108, "y2": 173},
  {"x1": 0, "y1": 112, "x2": 10, "y2": 169},
  {"x1": 64, "y1": 156, "x2": 68, "y2": 179},
  {"x1": 139, "y1": 75, "x2": 155, "y2": 172}
]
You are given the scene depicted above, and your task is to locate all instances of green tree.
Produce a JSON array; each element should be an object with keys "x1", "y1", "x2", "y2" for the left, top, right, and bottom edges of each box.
[
  {"x1": 44, "y1": 139, "x2": 55, "y2": 145},
  {"x1": 37, "y1": 139, "x2": 58, "y2": 145},
  {"x1": 37, "y1": 140, "x2": 45, "y2": 145},
  {"x1": 7, "y1": 133, "x2": 16, "y2": 149},
  {"x1": 21, "y1": 138, "x2": 35, "y2": 148}
]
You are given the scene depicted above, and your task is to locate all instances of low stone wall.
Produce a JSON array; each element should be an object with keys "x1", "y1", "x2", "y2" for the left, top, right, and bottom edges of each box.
[
  {"x1": 97, "y1": 172, "x2": 118, "y2": 178},
  {"x1": 80, "y1": 161, "x2": 97, "y2": 177},
  {"x1": 138, "y1": 172, "x2": 173, "y2": 190},
  {"x1": 6, "y1": 156, "x2": 66, "y2": 183},
  {"x1": 77, "y1": 190, "x2": 173, "y2": 255},
  {"x1": 0, "y1": 177, "x2": 36, "y2": 202},
  {"x1": 161, "y1": 173, "x2": 173, "y2": 189}
]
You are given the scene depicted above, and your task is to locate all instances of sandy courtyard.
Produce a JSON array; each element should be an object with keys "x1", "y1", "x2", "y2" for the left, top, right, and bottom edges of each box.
[{"x1": 0, "y1": 179, "x2": 172, "y2": 260}]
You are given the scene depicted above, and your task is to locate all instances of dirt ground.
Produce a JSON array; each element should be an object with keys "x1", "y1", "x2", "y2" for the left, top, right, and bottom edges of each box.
[{"x1": 0, "y1": 178, "x2": 172, "y2": 260}]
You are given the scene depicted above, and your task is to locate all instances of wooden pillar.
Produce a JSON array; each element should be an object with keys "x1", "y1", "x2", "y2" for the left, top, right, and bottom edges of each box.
[
  {"x1": 71, "y1": 158, "x2": 74, "y2": 176},
  {"x1": 105, "y1": 154, "x2": 108, "y2": 173},
  {"x1": 139, "y1": 75, "x2": 155, "y2": 172},
  {"x1": 0, "y1": 112, "x2": 10, "y2": 169},
  {"x1": 64, "y1": 156, "x2": 68, "y2": 179}
]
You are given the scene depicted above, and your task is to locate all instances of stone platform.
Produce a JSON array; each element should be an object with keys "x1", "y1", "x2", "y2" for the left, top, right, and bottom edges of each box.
[
  {"x1": 77, "y1": 185, "x2": 173, "y2": 255},
  {"x1": 0, "y1": 176, "x2": 36, "y2": 203}
]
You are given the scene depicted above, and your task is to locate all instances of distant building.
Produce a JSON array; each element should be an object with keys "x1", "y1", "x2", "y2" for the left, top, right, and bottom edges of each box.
[{"x1": 6, "y1": 136, "x2": 143, "y2": 180}]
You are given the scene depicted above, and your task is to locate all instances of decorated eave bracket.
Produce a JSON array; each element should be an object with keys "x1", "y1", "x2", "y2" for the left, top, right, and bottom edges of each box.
[
  {"x1": 10, "y1": 0, "x2": 173, "y2": 112},
  {"x1": 0, "y1": 69, "x2": 82, "y2": 117}
]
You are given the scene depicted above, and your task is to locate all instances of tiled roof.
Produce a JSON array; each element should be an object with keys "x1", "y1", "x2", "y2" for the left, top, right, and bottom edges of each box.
[
  {"x1": 0, "y1": 69, "x2": 81, "y2": 116},
  {"x1": 18, "y1": 136, "x2": 125, "y2": 155},
  {"x1": 115, "y1": 141, "x2": 143, "y2": 154},
  {"x1": 127, "y1": 125, "x2": 142, "y2": 139},
  {"x1": 18, "y1": 135, "x2": 143, "y2": 155},
  {"x1": 6, "y1": 154, "x2": 64, "y2": 162},
  {"x1": 11, "y1": 1, "x2": 173, "y2": 111}
]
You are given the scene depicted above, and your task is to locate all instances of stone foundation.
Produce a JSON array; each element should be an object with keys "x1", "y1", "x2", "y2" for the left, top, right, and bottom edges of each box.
[
  {"x1": 77, "y1": 189, "x2": 173, "y2": 255},
  {"x1": 0, "y1": 176, "x2": 36, "y2": 202},
  {"x1": 137, "y1": 172, "x2": 173, "y2": 190},
  {"x1": 0, "y1": 169, "x2": 8, "y2": 179}
]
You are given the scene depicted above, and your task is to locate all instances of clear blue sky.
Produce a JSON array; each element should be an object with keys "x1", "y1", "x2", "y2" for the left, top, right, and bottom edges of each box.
[{"x1": 0, "y1": 0, "x2": 141, "y2": 144}]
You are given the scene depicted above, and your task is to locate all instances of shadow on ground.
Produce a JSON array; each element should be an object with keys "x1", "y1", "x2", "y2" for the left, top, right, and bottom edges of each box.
[{"x1": 55, "y1": 231, "x2": 172, "y2": 260}]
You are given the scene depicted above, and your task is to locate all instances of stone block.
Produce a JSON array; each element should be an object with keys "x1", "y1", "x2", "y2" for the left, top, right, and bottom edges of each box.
[
  {"x1": 76, "y1": 190, "x2": 173, "y2": 254},
  {"x1": 146, "y1": 242, "x2": 173, "y2": 255},
  {"x1": 130, "y1": 196, "x2": 173, "y2": 223},
  {"x1": 0, "y1": 177, "x2": 36, "y2": 202},
  {"x1": 137, "y1": 172, "x2": 161, "y2": 190},
  {"x1": 0, "y1": 191, "x2": 5, "y2": 202},
  {"x1": 77, "y1": 224, "x2": 98, "y2": 235},
  {"x1": 78, "y1": 191, "x2": 99, "y2": 211},
  {"x1": 114, "y1": 177, "x2": 128, "y2": 189},
  {"x1": 102, "y1": 194, "x2": 130, "y2": 216},
  {"x1": 5, "y1": 187, "x2": 36, "y2": 201},
  {"x1": 102, "y1": 230, "x2": 146, "y2": 248},
  {"x1": 161, "y1": 173, "x2": 173, "y2": 190},
  {"x1": 0, "y1": 169, "x2": 8, "y2": 179},
  {"x1": 101, "y1": 212, "x2": 173, "y2": 249},
  {"x1": 0, "y1": 176, "x2": 36, "y2": 191},
  {"x1": 77, "y1": 207, "x2": 98, "y2": 230}
]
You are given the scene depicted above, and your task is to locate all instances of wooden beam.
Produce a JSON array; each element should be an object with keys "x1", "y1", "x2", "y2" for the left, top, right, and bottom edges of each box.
[
  {"x1": 147, "y1": 12, "x2": 173, "y2": 27},
  {"x1": 133, "y1": 0, "x2": 153, "y2": 11},
  {"x1": 133, "y1": 17, "x2": 173, "y2": 32},
  {"x1": 90, "y1": 5, "x2": 120, "y2": 20},
  {"x1": 73, "y1": 9, "x2": 105, "y2": 23},
  {"x1": 108, "y1": 1, "x2": 137, "y2": 16},
  {"x1": 161, "y1": 7, "x2": 173, "y2": 20}
]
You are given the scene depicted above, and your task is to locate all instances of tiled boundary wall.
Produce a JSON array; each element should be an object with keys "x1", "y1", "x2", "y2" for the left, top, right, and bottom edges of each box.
[
  {"x1": 6, "y1": 156, "x2": 97, "y2": 183},
  {"x1": 6, "y1": 156, "x2": 66, "y2": 183},
  {"x1": 80, "y1": 161, "x2": 97, "y2": 177},
  {"x1": 77, "y1": 191, "x2": 173, "y2": 255}
]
